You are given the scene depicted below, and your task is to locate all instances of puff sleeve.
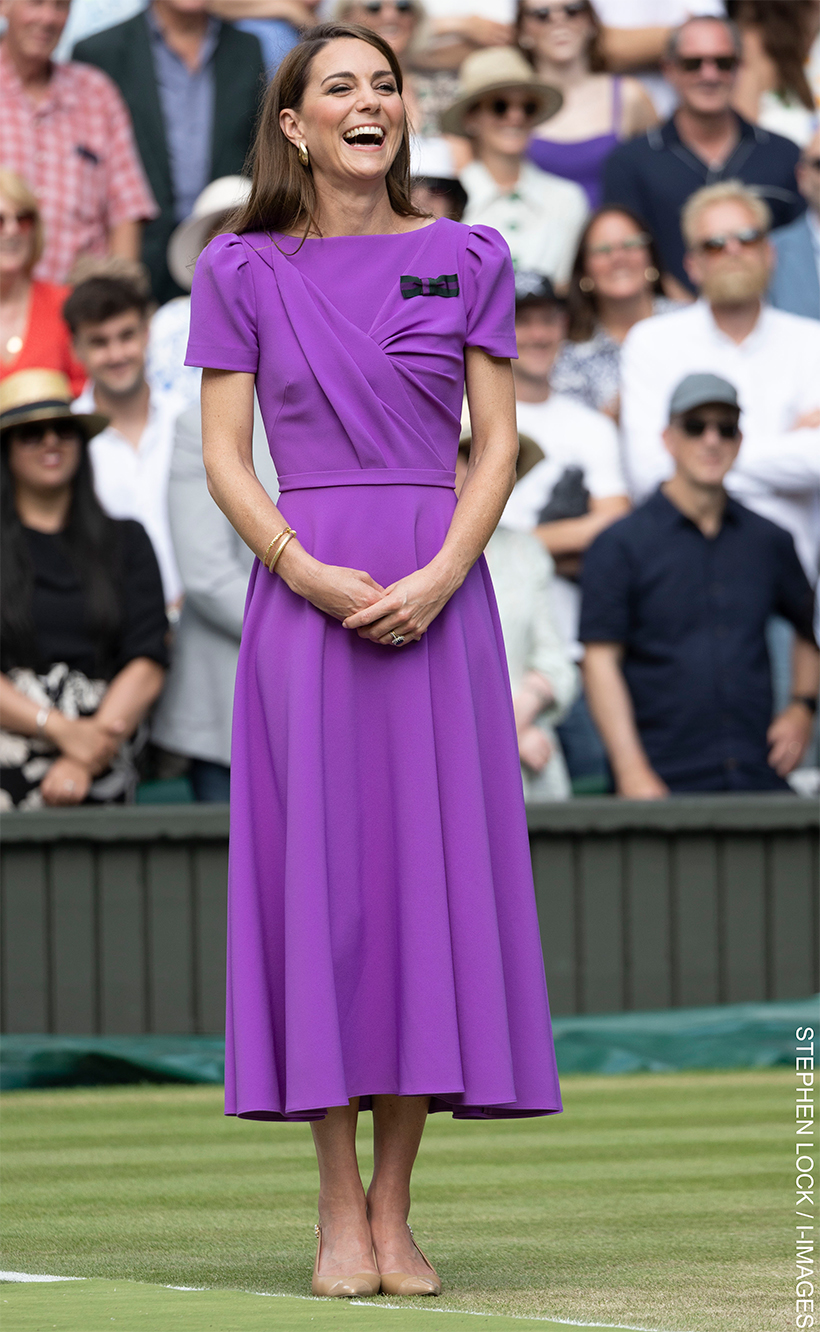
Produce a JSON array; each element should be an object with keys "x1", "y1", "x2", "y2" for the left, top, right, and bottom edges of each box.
[
  {"x1": 185, "y1": 234, "x2": 259, "y2": 373},
  {"x1": 463, "y1": 225, "x2": 518, "y2": 359}
]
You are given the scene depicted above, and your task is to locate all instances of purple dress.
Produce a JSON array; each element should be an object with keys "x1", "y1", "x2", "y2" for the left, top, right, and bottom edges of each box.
[
  {"x1": 186, "y1": 218, "x2": 562, "y2": 1122},
  {"x1": 527, "y1": 76, "x2": 623, "y2": 209}
]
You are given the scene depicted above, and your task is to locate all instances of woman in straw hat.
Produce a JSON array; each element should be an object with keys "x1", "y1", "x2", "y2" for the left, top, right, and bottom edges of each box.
[
  {"x1": 0, "y1": 369, "x2": 167, "y2": 809},
  {"x1": 442, "y1": 47, "x2": 588, "y2": 284},
  {"x1": 186, "y1": 20, "x2": 562, "y2": 1299}
]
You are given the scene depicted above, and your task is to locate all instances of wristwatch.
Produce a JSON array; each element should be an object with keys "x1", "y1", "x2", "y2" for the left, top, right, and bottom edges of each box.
[{"x1": 790, "y1": 695, "x2": 818, "y2": 714}]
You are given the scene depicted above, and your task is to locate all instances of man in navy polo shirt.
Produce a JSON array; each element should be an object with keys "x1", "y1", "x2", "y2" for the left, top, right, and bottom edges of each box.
[
  {"x1": 602, "y1": 15, "x2": 804, "y2": 298},
  {"x1": 580, "y1": 374, "x2": 818, "y2": 796}
]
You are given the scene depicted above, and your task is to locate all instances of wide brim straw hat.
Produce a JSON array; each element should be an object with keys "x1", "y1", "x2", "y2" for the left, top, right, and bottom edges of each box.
[
  {"x1": 439, "y1": 46, "x2": 562, "y2": 138},
  {"x1": 167, "y1": 176, "x2": 252, "y2": 292},
  {"x1": 0, "y1": 369, "x2": 108, "y2": 441}
]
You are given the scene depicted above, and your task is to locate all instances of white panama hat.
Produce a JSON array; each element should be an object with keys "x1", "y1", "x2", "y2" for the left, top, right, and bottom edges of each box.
[{"x1": 167, "y1": 176, "x2": 252, "y2": 292}]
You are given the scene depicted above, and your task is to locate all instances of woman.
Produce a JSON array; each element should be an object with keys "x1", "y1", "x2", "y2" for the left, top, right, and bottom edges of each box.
[
  {"x1": 0, "y1": 171, "x2": 86, "y2": 396},
  {"x1": 0, "y1": 369, "x2": 168, "y2": 810},
  {"x1": 728, "y1": 1, "x2": 819, "y2": 147},
  {"x1": 517, "y1": 1, "x2": 657, "y2": 208},
  {"x1": 186, "y1": 21, "x2": 562, "y2": 1299},
  {"x1": 552, "y1": 205, "x2": 678, "y2": 417}
]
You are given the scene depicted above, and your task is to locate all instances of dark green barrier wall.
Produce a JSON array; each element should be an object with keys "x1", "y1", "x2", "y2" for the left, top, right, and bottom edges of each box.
[{"x1": 1, "y1": 797, "x2": 817, "y2": 1032}]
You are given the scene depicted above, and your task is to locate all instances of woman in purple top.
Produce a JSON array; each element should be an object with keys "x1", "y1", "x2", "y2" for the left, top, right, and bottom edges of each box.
[
  {"x1": 516, "y1": 0, "x2": 656, "y2": 208},
  {"x1": 186, "y1": 22, "x2": 561, "y2": 1301}
]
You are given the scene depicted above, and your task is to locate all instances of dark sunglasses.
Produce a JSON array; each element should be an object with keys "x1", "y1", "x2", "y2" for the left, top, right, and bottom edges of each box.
[
  {"x1": 679, "y1": 416, "x2": 740, "y2": 440},
  {"x1": 0, "y1": 210, "x2": 36, "y2": 233},
  {"x1": 362, "y1": 0, "x2": 413, "y2": 12},
  {"x1": 675, "y1": 55, "x2": 738, "y2": 73},
  {"x1": 697, "y1": 226, "x2": 766, "y2": 254},
  {"x1": 522, "y1": 2, "x2": 589, "y2": 21},
  {"x1": 802, "y1": 156, "x2": 820, "y2": 171},
  {"x1": 486, "y1": 96, "x2": 541, "y2": 118},
  {"x1": 11, "y1": 421, "x2": 81, "y2": 446}
]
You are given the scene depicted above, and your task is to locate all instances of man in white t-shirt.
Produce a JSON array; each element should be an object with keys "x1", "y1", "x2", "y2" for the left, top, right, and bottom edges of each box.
[{"x1": 500, "y1": 273, "x2": 630, "y2": 790}]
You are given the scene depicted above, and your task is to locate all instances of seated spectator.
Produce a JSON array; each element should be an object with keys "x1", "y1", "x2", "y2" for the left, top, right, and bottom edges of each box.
[
  {"x1": 551, "y1": 204, "x2": 679, "y2": 416},
  {"x1": 72, "y1": 2, "x2": 265, "y2": 305},
  {"x1": 728, "y1": 0, "x2": 819, "y2": 147},
  {"x1": 441, "y1": 48, "x2": 588, "y2": 284},
  {"x1": 518, "y1": 0, "x2": 658, "y2": 210},
  {"x1": 769, "y1": 128, "x2": 820, "y2": 321},
  {"x1": 581, "y1": 373, "x2": 819, "y2": 795},
  {"x1": 64, "y1": 274, "x2": 187, "y2": 611},
  {"x1": 500, "y1": 271, "x2": 629, "y2": 790},
  {"x1": 620, "y1": 180, "x2": 820, "y2": 593},
  {"x1": 0, "y1": 169, "x2": 86, "y2": 397},
  {"x1": 147, "y1": 175, "x2": 252, "y2": 405},
  {"x1": 0, "y1": 0, "x2": 157, "y2": 286},
  {"x1": 455, "y1": 431, "x2": 578, "y2": 797},
  {"x1": 410, "y1": 136, "x2": 468, "y2": 219},
  {"x1": 151, "y1": 400, "x2": 279, "y2": 802},
  {"x1": 602, "y1": 15, "x2": 805, "y2": 298},
  {"x1": 0, "y1": 369, "x2": 167, "y2": 810}
]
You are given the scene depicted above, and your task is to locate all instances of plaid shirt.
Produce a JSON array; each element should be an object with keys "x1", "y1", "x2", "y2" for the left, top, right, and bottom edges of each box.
[{"x1": 0, "y1": 43, "x2": 158, "y2": 284}]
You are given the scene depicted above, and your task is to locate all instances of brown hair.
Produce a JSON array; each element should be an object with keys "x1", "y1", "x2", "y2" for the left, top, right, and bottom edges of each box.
[
  {"x1": 0, "y1": 168, "x2": 44, "y2": 275},
  {"x1": 63, "y1": 275, "x2": 151, "y2": 336},
  {"x1": 515, "y1": 0, "x2": 606, "y2": 75},
  {"x1": 566, "y1": 205, "x2": 664, "y2": 343},
  {"x1": 726, "y1": 1, "x2": 815, "y2": 111},
  {"x1": 227, "y1": 22, "x2": 424, "y2": 241}
]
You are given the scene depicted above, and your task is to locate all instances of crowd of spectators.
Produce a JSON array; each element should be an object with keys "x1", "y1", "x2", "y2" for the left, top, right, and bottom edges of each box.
[{"x1": 1, "y1": 0, "x2": 818, "y2": 808}]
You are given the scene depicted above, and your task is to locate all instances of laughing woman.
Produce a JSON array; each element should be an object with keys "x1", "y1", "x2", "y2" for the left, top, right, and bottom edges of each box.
[{"x1": 186, "y1": 22, "x2": 562, "y2": 1299}]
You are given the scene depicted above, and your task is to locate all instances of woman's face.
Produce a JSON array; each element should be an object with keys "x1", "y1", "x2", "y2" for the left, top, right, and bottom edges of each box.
[
  {"x1": 464, "y1": 90, "x2": 543, "y2": 160},
  {"x1": 280, "y1": 38, "x2": 405, "y2": 189},
  {"x1": 0, "y1": 193, "x2": 36, "y2": 280},
  {"x1": 7, "y1": 423, "x2": 82, "y2": 496},
  {"x1": 583, "y1": 212, "x2": 653, "y2": 301},
  {"x1": 346, "y1": 0, "x2": 416, "y2": 59},
  {"x1": 519, "y1": 1, "x2": 594, "y2": 67}
]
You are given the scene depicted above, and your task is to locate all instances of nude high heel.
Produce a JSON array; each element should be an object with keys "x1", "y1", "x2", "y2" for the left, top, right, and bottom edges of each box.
[
  {"x1": 378, "y1": 1225, "x2": 441, "y2": 1297},
  {"x1": 311, "y1": 1224, "x2": 381, "y2": 1298}
]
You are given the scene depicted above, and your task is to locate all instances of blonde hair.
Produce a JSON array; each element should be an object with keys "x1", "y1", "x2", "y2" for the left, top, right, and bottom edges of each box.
[
  {"x1": 0, "y1": 168, "x2": 44, "y2": 274},
  {"x1": 681, "y1": 180, "x2": 772, "y2": 249}
]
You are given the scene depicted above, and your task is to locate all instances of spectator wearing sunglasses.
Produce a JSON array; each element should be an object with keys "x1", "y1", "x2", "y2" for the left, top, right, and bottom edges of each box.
[
  {"x1": 602, "y1": 15, "x2": 805, "y2": 298},
  {"x1": 769, "y1": 128, "x2": 820, "y2": 322},
  {"x1": 517, "y1": 1, "x2": 657, "y2": 210},
  {"x1": 441, "y1": 47, "x2": 588, "y2": 285},
  {"x1": 581, "y1": 373, "x2": 819, "y2": 796}
]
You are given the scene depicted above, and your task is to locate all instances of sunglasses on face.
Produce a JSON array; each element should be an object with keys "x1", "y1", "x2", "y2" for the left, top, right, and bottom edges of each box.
[
  {"x1": 362, "y1": 0, "x2": 413, "y2": 13},
  {"x1": 801, "y1": 156, "x2": 820, "y2": 171},
  {"x1": 11, "y1": 422, "x2": 80, "y2": 447},
  {"x1": 679, "y1": 416, "x2": 740, "y2": 440},
  {"x1": 586, "y1": 233, "x2": 651, "y2": 257},
  {"x1": 522, "y1": 2, "x2": 589, "y2": 22},
  {"x1": 484, "y1": 96, "x2": 541, "y2": 118},
  {"x1": 675, "y1": 54, "x2": 738, "y2": 73},
  {"x1": 0, "y1": 210, "x2": 36, "y2": 233},
  {"x1": 696, "y1": 226, "x2": 766, "y2": 254}
]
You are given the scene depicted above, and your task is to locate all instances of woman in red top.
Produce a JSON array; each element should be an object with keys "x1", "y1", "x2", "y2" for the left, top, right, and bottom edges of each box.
[{"x1": 0, "y1": 170, "x2": 86, "y2": 397}]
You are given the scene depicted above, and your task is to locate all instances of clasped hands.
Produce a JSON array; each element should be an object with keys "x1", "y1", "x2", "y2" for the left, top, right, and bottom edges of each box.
[
  {"x1": 288, "y1": 554, "x2": 460, "y2": 647},
  {"x1": 39, "y1": 713, "x2": 127, "y2": 807}
]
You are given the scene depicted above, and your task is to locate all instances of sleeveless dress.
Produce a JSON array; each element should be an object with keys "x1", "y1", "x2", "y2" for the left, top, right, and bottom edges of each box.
[
  {"x1": 185, "y1": 218, "x2": 562, "y2": 1123},
  {"x1": 527, "y1": 76, "x2": 623, "y2": 209}
]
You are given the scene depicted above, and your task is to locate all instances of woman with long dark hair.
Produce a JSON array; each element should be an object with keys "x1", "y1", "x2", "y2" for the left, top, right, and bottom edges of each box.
[
  {"x1": 728, "y1": 0, "x2": 819, "y2": 146},
  {"x1": 0, "y1": 369, "x2": 167, "y2": 809},
  {"x1": 187, "y1": 20, "x2": 562, "y2": 1300}
]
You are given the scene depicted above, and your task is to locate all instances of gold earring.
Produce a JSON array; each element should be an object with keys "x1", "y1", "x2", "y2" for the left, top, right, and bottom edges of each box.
[
  {"x1": 579, "y1": 276, "x2": 595, "y2": 293},
  {"x1": 297, "y1": 141, "x2": 309, "y2": 168},
  {"x1": 644, "y1": 265, "x2": 659, "y2": 282}
]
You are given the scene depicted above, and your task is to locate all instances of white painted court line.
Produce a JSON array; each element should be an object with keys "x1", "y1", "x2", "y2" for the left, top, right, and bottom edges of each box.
[{"x1": 0, "y1": 1272, "x2": 85, "y2": 1283}]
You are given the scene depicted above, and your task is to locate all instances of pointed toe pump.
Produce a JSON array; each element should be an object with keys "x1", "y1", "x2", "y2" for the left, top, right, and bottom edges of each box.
[
  {"x1": 379, "y1": 1227, "x2": 442, "y2": 1297},
  {"x1": 311, "y1": 1225, "x2": 381, "y2": 1298}
]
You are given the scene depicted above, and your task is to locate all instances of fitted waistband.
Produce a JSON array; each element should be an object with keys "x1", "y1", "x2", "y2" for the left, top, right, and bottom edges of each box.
[{"x1": 277, "y1": 468, "x2": 456, "y2": 492}]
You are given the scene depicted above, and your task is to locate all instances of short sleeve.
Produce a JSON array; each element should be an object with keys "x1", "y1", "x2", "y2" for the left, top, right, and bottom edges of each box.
[
  {"x1": 185, "y1": 234, "x2": 259, "y2": 373},
  {"x1": 579, "y1": 525, "x2": 632, "y2": 645},
  {"x1": 463, "y1": 225, "x2": 518, "y2": 358},
  {"x1": 772, "y1": 526, "x2": 817, "y2": 645},
  {"x1": 114, "y1": 521, "x2": 169, "y2": 673}
]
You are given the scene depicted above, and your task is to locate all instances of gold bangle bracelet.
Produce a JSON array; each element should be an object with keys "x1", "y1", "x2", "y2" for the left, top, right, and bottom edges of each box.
[
  {"x1": 262, "y1": 526, "x2": 291, "y2": 568},
  {"x1": 269, "y1": 529, "x2": 296, "y2": 572}
]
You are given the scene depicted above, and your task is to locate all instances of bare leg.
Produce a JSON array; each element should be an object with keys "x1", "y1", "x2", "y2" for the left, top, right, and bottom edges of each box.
[
  {"x1": 310, "y1": 1099, "x2": 378, "y2": 1277},
  {"x1": 366, "y1": 1094, "x2": 436, "y2": 1279}
]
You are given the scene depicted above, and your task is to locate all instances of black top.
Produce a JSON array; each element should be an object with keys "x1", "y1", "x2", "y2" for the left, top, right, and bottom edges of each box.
[
  {"x1": 602, "y1": 113, "x2": 804, "y2": 292},
  {"x1": 5, "y1": 520, "x2": 168, "y2": 681},
  {"x1": 579, "y1": 489, "x2": 816, "y2": 793}
]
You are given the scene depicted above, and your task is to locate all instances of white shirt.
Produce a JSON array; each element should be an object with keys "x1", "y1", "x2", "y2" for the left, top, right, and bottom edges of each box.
[
  {"x1": 74, "y1": 383, "x2": 185, "y2": 605},
  {"x1": 501, "y1": 392, "x2": 627, "y2": 653},
  {"x1": 620, "y1": 300, "x2": 820, "y2": 581},
  {"x1": 460, "y1": 160, "x2": 588, "y2": 285}
]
